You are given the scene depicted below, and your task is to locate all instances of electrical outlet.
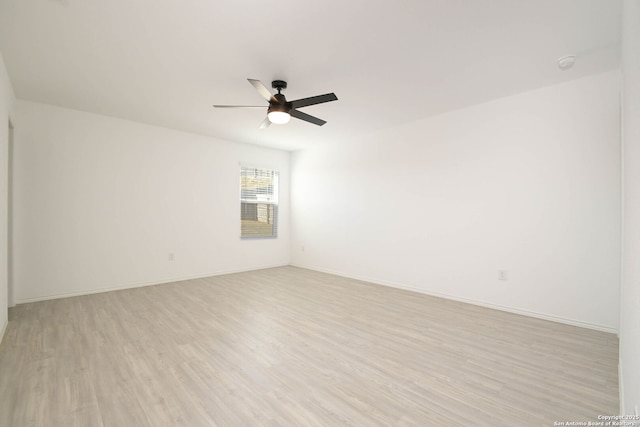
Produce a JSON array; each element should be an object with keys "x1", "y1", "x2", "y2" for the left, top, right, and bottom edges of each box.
[
  {"x1": 301, "y1": 246, "x2": 305, "y2": 252},
  {"x1": 635, "y1": 404, "x2": 638, "y2": 416},
  {"x1": 498, "y1": 270, "x2": 508, "y2": 281},
  {"x1": 168, "y1": 253, "x2": 175, "y2": 261}
]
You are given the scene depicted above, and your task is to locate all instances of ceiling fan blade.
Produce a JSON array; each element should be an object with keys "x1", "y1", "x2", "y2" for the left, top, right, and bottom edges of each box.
[
  {"x1": 290, "y1": 109, "x2": 327, "y2": 126},
  {"x1": 213, "y1": 105, "x2": 264, "y2": 108},
  {"x1": 248, "y1": 79, "x2": 278, "y2": 103},
  {"x1": 259, "y1": 117, "x2": 271, "y2": 129},
  {"x1": 290, "y1": 93, "x2": 338, "y2": 109}
]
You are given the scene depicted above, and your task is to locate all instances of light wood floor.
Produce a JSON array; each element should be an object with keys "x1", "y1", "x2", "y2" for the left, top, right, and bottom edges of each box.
[{"x1": 0, "y1": 266, "x2": 619, "y2": 426}]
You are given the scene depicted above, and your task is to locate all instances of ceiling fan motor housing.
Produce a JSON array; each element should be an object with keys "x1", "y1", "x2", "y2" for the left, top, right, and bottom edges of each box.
[{"x1": 269, "y1": 93, "x2": 292, "y2": 114}]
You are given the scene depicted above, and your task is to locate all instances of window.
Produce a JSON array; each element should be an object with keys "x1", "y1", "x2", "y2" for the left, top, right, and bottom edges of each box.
[{"x1": 240, "y1": 166, "x2": 279, "y2": 238}]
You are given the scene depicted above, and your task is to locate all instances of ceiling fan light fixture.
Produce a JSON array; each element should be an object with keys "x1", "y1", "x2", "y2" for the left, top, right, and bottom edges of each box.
[{"x1": 267, "y1": 110, "x2": 291, "y2": 124}]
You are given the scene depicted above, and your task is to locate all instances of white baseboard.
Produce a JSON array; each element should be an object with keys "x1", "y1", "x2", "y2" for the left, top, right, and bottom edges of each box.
[
  {"x1": 291, "y1": 263, "x2": 619, "y2": 335},
  {"x1": 15, "y1": 263, "x2": 289, "y2": 305},
  {"x1": 15, "y1": 262, "x2": 619, "y2": 335}
]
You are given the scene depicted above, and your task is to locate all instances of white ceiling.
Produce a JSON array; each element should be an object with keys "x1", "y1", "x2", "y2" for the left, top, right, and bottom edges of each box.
[{"x1": 0, "y1": 0, "x2": 622, "y2": 151}]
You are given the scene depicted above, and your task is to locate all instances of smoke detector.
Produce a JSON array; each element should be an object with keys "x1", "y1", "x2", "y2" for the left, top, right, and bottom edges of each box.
[{"x1": 557, "y1": 55, "x2": 576, "y2": 71}]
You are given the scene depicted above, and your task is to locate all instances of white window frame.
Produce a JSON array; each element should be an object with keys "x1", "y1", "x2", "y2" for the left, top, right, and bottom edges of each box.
[{"x1": 240, "y1": 165, "x2": 279, "y2": 239}]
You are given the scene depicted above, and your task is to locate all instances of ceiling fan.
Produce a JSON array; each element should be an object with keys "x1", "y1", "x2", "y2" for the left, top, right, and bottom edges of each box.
[{"x1": 213, "y1": 79, "x2": 338, "y2": 128}]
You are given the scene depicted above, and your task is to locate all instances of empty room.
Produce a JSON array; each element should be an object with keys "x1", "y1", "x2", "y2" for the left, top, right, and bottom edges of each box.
[{"x1": 1, "y1": 0, "x2": 639, "y2": 426}]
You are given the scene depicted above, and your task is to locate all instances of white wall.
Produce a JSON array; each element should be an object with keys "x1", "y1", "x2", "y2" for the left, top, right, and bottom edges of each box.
[
  {"x1": 621, "y1": 0, "x2": 640, "y2": 416},
  {"x1": 291, "y1": 71, "x2": 621, "y2": 332},
  {"x1": 13, "y1": 100, "x2": 290, "y2": 302},
  {"x1": 0, "y1": 53, "x2": 16, "y2": 341}
]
